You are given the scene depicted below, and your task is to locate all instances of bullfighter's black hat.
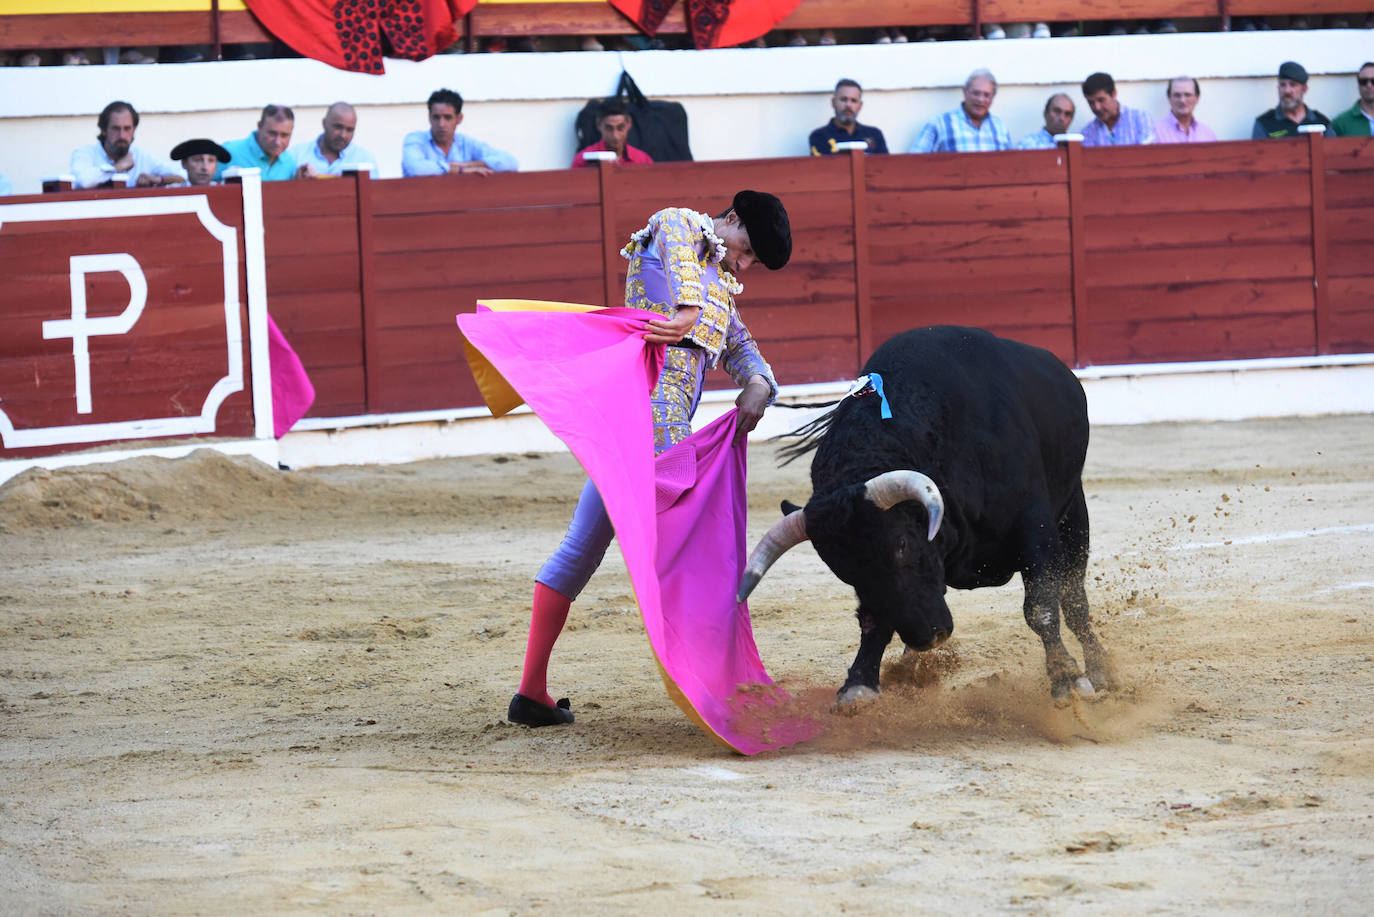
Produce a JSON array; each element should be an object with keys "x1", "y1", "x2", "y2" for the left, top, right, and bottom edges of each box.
[
  {"x1": 170, "y1": 138, "x2": 232, "y2": 163},
  {"x1": 732, "y1": 189, "x2": 791, "y2": 271}
]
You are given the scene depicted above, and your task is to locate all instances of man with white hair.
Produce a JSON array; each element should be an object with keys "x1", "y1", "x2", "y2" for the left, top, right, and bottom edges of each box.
[{"x1": 909, "y1": 69, "x2": 1012, "y2": 153}]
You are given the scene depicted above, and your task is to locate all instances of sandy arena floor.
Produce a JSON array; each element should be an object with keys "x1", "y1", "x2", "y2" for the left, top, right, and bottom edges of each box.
[{"x1": 1, "y1": 414, "x2": 1372, "y2": 915}]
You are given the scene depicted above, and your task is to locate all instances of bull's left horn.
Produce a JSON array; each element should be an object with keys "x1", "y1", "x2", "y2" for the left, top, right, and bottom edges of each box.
[
  {"x1": 736, "y1": 508, "x2": 808, "y2": 603},
  {"x1": 863, "y1": 470, "x2": 945, "y2": 541}
]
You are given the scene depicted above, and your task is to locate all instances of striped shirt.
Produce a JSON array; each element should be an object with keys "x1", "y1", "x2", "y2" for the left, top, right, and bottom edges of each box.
[
  {"x1": 1015, "y1": 128, "x2": 1058, "y2": 150},
  {"x1": 909, "y1": 106, "x2": 1012, "y2": 153},
  {"x1": 1082, "y1": 106, "x2": 1156, "y2": 146}
]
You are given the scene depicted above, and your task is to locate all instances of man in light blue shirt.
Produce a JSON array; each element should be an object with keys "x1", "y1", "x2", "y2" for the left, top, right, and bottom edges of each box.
[
  {"x1": 1016, "y1": 93, "x2": 1077, "y2": 150},
  {"x1": 70, "y1": 101, "x2": 185, "y2": 189},
  {"x1": 217, "y1": 104, "x2": 299, "y2": 182},
  {"x1": 291, "y1": 101, "x2": 378, "y2": 178},
  {"x1": 402, "y1": 88, "x2": 518, "y2": 176},
  {"x1": 910, "y1": 69, "x2": 1013, "y2": 153}
]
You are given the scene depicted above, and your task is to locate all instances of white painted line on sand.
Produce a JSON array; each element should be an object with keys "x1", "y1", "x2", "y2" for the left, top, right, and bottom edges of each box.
[{"x1": 1313, "y1": 582, "x2": 1374, "y2": 596}]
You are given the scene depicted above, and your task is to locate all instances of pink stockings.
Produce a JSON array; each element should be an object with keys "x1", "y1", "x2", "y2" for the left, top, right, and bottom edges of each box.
[{"x1": 517, "y1": 582, "x2": 572, "y2": 708}]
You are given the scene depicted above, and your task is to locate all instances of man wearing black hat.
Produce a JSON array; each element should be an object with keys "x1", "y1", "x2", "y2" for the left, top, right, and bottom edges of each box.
[
  {"x1": 170, "y1": 139, "x2": 232, "y2": 187},
  {"x1": 1252, "y1": 62, "x2": 1332, "y2": 138},
  {"x1": 508, "y1": 190, "x2": 793, "y2": 727}
]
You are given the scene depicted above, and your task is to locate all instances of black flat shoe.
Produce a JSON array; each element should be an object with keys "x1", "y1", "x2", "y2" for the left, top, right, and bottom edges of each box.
[{"x1": 507, "y1": 693, "x2": 574, "y2": 726}]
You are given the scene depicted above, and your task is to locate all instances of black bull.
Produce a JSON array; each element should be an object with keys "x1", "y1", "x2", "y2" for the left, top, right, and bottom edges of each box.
[{"x1": 739, "y1": 326, "x2": 1115, "y2": 704}]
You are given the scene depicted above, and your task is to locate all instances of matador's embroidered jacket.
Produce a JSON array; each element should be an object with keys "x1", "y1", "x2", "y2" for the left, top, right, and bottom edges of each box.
[{"x1": 621, "y1": 207, "x2": 778, "y2": 453}]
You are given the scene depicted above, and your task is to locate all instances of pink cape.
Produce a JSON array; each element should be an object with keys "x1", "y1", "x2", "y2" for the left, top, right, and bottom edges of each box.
[
  {"x1": 458, "y1": 301, "x2": 818, "y2": 754},
  {"x1": 267, "y1": 314, "x2": 316, "y2": 440}
]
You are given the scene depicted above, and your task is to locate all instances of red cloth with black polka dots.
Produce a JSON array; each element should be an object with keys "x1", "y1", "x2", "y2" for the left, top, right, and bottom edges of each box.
[
  {"x1": 608, "y1": 0, "x2": 800, "y2": 49},
  {"x1": 244, "y1": 0, "x2": 467, "y2": 74}
]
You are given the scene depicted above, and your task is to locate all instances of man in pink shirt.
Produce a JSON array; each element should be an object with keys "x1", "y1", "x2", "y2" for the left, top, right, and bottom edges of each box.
[
  {"x1": 1155, "y1": 76, "x2": 1218, "y2": 144},
  {"x1": 572, "y1": 101, "x2": 654, "y2": 168}
]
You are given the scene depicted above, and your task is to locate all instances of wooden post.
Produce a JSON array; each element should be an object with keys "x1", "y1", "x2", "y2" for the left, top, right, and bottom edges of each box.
[
  {"x1": 212, "y1": 0, "x2": 222, "y2": 62},
  {"x1": 464, "y1": 12, "x2": 478, "y2": 54},
  {"x1": 1304, "y1": 127, "x2": 1330, "y2": 355},
  {"x1": 848, "y1": 146, "x2": 871, "y2": 371},
  {"x1": 1218, "y1": 0, "x2": 1231, "y2": 32},
  {"x1": 972, "y1": 0, "x2": 982, "y2": 39},
  {"x1": 350, "y1": 166, "x2": 380, "y2": 411},
  {"x1": 1061, "y1": 135, "x2": 1088, "y2": 367},
  {"x1": 597, "y1": 158, "x2": 620, "y2": 309}
]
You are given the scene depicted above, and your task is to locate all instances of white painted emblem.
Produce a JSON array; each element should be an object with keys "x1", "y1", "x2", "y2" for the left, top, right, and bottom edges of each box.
[{"x1": 43, "y1": 253, "x2": 149, "y2": 414}]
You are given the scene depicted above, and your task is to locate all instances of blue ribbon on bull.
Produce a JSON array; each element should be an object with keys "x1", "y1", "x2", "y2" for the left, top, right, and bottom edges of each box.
[{"x1": 845, "y1": 372, "x2": 893, "y2": 420}]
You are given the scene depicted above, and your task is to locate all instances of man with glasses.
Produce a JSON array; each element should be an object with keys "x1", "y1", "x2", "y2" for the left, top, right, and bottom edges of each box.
[
  {"x1": 1253, "y1": 62, "x2": 1332, "y2": 139},
  {"x1": 909, "y1": 69, "x2": 1012, "y2": 153},
  {"x1": 1154, "y1": 77, "x2": 1217, "y2": 144},
  {"x1": 1332, "y1": 62, "x2": 1374, "y2": 137}
]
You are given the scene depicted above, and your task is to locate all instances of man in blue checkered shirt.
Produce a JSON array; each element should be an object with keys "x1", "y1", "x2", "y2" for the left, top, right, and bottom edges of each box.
[{"x1": 909, "y1": 69, "x2": 1013, "y2": 153}]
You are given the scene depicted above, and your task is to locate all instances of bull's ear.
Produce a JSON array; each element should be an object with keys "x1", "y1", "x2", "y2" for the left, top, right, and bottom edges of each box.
[{"x1": 781, "y1": 499, "x2": 803, "y2": 516}]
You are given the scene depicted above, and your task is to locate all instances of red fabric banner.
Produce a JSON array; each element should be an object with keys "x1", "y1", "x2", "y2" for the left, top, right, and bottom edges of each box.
[
  {"x1": 608, "y1": 0, "x2": 802, "y2": 49},
  {"x1": 244, "y1": 0, "x2": 469, "y2": 74}
]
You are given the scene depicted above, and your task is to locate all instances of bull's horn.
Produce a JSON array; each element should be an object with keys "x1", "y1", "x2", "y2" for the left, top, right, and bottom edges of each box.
[
  {"x1": 863, "y1": 470, "x2": 944, "y2": 541},
  {"x1": 736, "y1": 508, "x2": 808, "y2": 603}
]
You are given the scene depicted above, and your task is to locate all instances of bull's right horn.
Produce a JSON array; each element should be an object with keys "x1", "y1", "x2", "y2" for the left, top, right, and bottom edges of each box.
[
  {"x1": 736, "y1": 508, "x2": 808, "y2": 603},
  {"x1": 863, "y1": 470, "x2": 944, "y2": 541}
]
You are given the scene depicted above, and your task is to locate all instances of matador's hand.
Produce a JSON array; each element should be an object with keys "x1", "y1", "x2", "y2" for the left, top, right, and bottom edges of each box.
[
  {"x1": 732, "y1": 375, "x2": 771, "y2": 446},
  {"x1": 643, "y1": 306, "x2": 701, "y2": 345}
]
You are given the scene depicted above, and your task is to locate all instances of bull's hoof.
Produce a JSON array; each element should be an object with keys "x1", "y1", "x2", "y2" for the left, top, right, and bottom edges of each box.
[
  {"x1": 832, "y1": 684, "x2": 880, "y2": 713},
  {"x1": 1051, "y1": 675, "x2": 1103, "y2": 707}
]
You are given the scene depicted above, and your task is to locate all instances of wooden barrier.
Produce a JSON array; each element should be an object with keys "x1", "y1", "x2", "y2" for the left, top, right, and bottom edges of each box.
[
  {"x1": 0, "y1": 182, "x2": 264, "y2": 460},
  {"x1": 5, "y1": 0, "x2": 1370, "y2": 55},
  {"x1": 3, "y1": 136, "x2": 1372, "y2": 461},
  {"x1": 256, "y1": 135, "x2": 1374, "y2": 420}
]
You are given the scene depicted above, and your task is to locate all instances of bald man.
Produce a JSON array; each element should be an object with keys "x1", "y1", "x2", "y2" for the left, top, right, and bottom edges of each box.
[{"x1": 291, "y1": 101, "x2": 379, "y2": 178}]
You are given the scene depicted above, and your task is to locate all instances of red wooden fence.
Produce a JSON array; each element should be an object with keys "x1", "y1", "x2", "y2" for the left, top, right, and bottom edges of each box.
[
  {"x1": 2, "y1": 136, "x2": 1371, "y2": 462},
  {"x1": 0, "y1": 183, "x2": 259, "y2": 460},
  {"x1": 4, "y1": 0, "x2": 1370, "y2": 57},
  {"x1": 257, "y1": 136, "x2": 1374, "y2": 422}
]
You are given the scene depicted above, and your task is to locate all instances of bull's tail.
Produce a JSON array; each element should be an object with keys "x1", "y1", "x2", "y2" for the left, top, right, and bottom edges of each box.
[{"x1": 771, "y1": 403, "x2": 839, "y2": 466}]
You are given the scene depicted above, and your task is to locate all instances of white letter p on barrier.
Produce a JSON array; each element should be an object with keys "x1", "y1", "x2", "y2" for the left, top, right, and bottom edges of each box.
[{"x1": 43, "y1": 253, "x2": 148, "y2": 414}]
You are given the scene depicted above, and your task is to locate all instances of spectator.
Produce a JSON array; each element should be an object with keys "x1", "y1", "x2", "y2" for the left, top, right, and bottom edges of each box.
[
  {"x1": 809, "y1": 78, "x2": 889, "y2": 155},
  {"x1": 1331, "y1": 61, "x2": 1374, "y2": 137},
  {"x1": 1253, "y1": 62, "x2": 1332, "y2": 138},
  {"x1": 401, "y1": 88, "x2": 519, "y2": 176},
  {"x1": 1155, "y1": 76, "x2": 1218, "y2": 143},
  {"x1": 218, "y1": 104, "x2": 299, "y2": 181},
  {"x1": 1081, "y1": 72, "x2": 1156, "y2": 146},
  {"x1": 572, "y1": 100, "x2": 653, "y2": 168},
  {"x1": 70, "y1": 101, "x2": 185, "y2": 189},
  {"x1": 1016, "y1": 93, "x2": 1076, "y2": 149},
  {"x1": 291, "y1": 102, "x2": 378, "y2": 178},
  {"x1": 910, "y1": 69, "x2": 1012, "y2": 153},
  {"x1": 170, "y1": 139, "x2": 231, "y2": 187}
]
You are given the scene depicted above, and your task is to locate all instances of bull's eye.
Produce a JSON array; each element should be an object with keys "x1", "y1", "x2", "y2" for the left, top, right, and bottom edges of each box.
[{"x1": 893, "y1": 534, "x2": 909, "y2": 564}]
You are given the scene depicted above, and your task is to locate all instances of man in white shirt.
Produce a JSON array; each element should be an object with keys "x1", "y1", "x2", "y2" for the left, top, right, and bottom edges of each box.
[
  {"x1": 291, "y1": 101, "x2": 379, "y2": 178},
  {"x1": 70, "y1": 101, "x2": 185, "y2": 189}
]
